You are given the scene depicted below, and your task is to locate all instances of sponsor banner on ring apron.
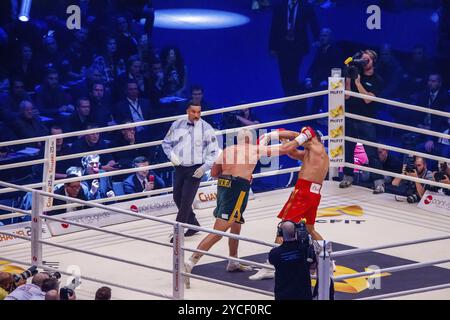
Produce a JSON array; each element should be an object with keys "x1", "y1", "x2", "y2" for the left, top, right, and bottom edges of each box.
[
  {"x1": 46, "y1": 193, "x2": 177, "y2": 236},
  {"x1": 0, "y1": 222, "x2": 51, "y2": 248},
  {"x1": 418, "y1": 191, "x2": 450, "y2": 215}
]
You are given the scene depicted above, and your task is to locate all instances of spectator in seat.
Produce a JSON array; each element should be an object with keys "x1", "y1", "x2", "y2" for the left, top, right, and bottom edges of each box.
[
  {"x1": 81, "y1": 154, "x2": 115, "y2": 200},
  {"x1": 35, "y1": 69, "x2": 73, "y2": 117},
  {"x1": 0, "y1": 78, "x2": 31, "y2": 121},
  {"x1": 65, "y1": 27, "x2": 93, "y2": 81},
  {"x1": 10, "y1": 44, "x2": 41, "y2": 92},
  {"x1": 89, "y1": 82, "x2": 114, "y2": 128},
  {"x1": 113, "y1": 81, "x2": 153, "y2": 137},
  {"x1": 47, "y1": 167, "x2": 90, "y2": 216},
  {"x1": 304, "y1": 27, "x2": 343, "y2": 113},
  {"x1": 11, "y1": 100, "x2": 49, "y2": 147},
  {"x1": 148, "y1": 59, "x2": 165, "y2": 106},
  {"x1": 38, "y1": 36, "x2": 65, "y2": 74},
  {"x1": 376, "y1": 43, "x2": 403, "y2": 100},
  {"x1": 401, "y1": 44, "x2": 435, "y2": 98},
  {"x1": 114, "y1": 55, "x2": 148, "y2": 101},
  {"x1": 123, "y1": 156, "x2": 165, "y2": 195},
  {"x1": 69, "y1": 123, "x2": 118, "y2": 172},
  {"x1": 112, "y1": 120, "x2": 152, "y2": 170},
  {"x1": 413, "y1": 75, "x2": 450, "y2": 156},
  {"x1": 64, "y1": 98, "x2": 95, "y2": 135},
  {"x1": 161, "y1": 46, "x2": 187, "y2": 97},
  {"x1": 115, "y1": 15, "x2": 138, "y2": 61},
  {"x1": 51, "y1": 126, "x2": 72, "y2": 179}
]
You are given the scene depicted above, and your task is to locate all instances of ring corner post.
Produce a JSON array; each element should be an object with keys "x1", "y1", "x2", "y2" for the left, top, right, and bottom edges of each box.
[
  {"x1": 173, "y1": 223, "x2": 185, "y2": 300},
  {"x1": 31, "y1": 191, "x2": 43, "y2": 266},
  {"x1": 328, "y1": 71, "x2": 345, "y2": 181}
]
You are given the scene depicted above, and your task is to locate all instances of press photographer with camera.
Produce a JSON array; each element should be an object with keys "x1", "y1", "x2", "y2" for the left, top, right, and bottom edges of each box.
[
  {"x1": 0, "y1": 272, "x2": 13, "y2": 300},
  {"x1": 340, "y1": 49, "x2": 386, "y2": 194},
  {"x1": 392, "y1": 156, "x2": 433, "y2": 203},
  {"x1": 4, "y1": 268, "x2": 48, "y2": 300},
  {"x1": 424, "y1": 162, "x2": 450, "y2": 196}
]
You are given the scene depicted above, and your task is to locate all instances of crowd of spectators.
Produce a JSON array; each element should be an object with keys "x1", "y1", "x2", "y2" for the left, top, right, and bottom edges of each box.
[{"x1": 0, "y1": 1, "x2": 449, "y2": 224}]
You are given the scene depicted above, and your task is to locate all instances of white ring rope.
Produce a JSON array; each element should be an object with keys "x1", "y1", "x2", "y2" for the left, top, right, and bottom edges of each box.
[
  {"x1": 347, "y1": 112, "x2": 450, "y2": 140},
  {"x1": 345, "y1": 90, "x2": 450, "y2": 118},
  {"x1": 345, "y1": 136, "x2": 450, "y2": 164},
  {"x1": 0, "y1": 230, "x2": 174, "y2": 275},
  {"x1": 345, "y1": 162, "x2": 450, "y2": 190},
  {"x1": 0, "y1": 256, "x2": 173, "y2": 300},
  {"x1": 332, "y1": 235, "x2": 450, "y2": 258},
  {"x1": 0, "y1": 86, "x2": 449, "y2": 300},
  {"x1": 333, "y1": 258, "x2": 450, "y2": 282},
  {"x1": 357, "y1": 283, "x2": 450, "y2": 300},
  {"x1": 0, "y1": 90, "x2": 329, "y2": 149}
]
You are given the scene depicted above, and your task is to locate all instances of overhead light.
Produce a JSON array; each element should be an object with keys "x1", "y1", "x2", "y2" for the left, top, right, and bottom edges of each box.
[
  {"x1": 154, "y1": 9, "x2": 250, "y2": 30},
  {"x1": 18, "y1": 0, "x2": 32, "y2": 22}
]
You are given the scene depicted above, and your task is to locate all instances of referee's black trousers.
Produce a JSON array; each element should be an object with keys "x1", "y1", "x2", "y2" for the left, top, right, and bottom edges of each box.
[{"x1": 173, "y1": 165, "x2": 202, "y2": 227}]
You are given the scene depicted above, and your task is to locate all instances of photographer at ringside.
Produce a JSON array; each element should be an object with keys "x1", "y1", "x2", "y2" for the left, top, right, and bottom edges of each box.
[
  {"x1": 339, "y1": 49, "x2": 386, "y2": 194},
  {"x1": 4, "y1": 271, "x2": 49, "y2": 300},
  {"x1": 423, "y1": 162, "x2": 450, "y2": 196},
  {"x1": 0, "y1": 272, "x2": 13, "y2": 300},
  {"x1": 392, "y1": 156, "x2": 434, "y2": 203}
]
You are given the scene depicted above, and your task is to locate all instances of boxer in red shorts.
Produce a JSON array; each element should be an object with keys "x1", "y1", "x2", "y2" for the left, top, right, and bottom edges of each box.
[{"x1": 249, "y1": 126, "x2": 329, "y2": 280}]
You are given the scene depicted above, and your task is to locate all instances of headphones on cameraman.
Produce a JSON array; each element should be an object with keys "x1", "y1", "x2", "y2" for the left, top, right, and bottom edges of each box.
[{"x1": 277, "y1": 221, "x2": 298, "y2": 242}]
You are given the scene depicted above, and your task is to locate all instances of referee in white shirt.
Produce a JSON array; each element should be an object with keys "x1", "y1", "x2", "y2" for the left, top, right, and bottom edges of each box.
[{"x1": 163, "y1": 102, "x2": 219, "y2": 239}]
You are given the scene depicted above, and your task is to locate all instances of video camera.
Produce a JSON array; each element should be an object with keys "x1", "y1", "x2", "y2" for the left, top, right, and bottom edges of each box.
[
  {"x1": 435, "y1": 162, "x2": 449, "y2": 182},
  {"x1": 403, "y1": 155, "x2": 416, "y2": 173},
  {"x1": 60, "y1": 276, "x2": 81, "y2": 300},
  {"x1": 344, "y1": 51, "x2": 369, "y2": 80}
]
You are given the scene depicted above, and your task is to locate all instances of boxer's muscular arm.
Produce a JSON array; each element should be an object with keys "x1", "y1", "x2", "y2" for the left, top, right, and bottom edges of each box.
[
  {"x1": 287, "y1": 149, "x2": 306, "y2": 161},
  {"x1": 211, "y1": 151, "x2": 223, "y2": 178}
]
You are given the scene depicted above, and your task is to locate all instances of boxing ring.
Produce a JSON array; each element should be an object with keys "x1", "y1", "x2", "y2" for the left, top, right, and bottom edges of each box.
[{"x1": 0, "y1": 74, "x2": 449, "y2": 300}]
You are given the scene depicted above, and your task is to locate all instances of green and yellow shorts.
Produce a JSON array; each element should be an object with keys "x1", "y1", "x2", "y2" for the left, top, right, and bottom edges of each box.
[{"x1": 213, "y1": 175, "x2": 251, "y2": 224}]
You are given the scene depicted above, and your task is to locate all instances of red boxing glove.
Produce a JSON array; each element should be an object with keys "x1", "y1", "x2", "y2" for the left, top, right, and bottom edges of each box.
[
  {"x1": 295, "y1": 126, "x2": 316, "y2": 145},
  {"x1": 300, "y1": 126, "x2": 316, "y2": 139}
]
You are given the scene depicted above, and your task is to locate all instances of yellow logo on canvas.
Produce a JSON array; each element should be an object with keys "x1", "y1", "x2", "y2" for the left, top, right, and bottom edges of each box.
[
  {"x1": 317, "y1": 205, "x2": 363, "y2": 218},
  {"x1": 312, "y1": 265, "x2": 391, "y2": 294},
  {"x1": 0, "y1": 260, "x2": 26, "y2": 274},
  {"x1": 330, "y1": 105, "x2": 344, "y2": 118},
  {"x1": 331, "y1": 80, "x2": 343, "y2": 89}
]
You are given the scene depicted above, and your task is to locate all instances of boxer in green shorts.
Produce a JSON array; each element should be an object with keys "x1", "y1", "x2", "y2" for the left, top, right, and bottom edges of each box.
[
  {"x1": 183, "y1": 128, "x2": 303, "y2": 288},
  {"x1": 213, "y1": 175, "x2": 251, "y2": 224}
]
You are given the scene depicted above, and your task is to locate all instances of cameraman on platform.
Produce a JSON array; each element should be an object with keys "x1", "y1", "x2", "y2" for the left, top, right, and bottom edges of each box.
[
  {"x1": 392, "y1": 156, "x2": 433, "y2": 203},
  {"x1": 339, "y1": 49, "x2": 386, "y2": 194}
]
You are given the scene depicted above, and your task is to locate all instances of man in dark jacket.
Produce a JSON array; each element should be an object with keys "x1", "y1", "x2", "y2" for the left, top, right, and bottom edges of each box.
[
  {"x1": 123, "y1": 156, "x2": 165, "y2": 195},
  {"x1": 269, "y1": 221, "x2": 312, "y2": 300}
]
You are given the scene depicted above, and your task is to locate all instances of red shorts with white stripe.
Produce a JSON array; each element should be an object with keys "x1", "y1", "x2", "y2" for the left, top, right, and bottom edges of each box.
[{"x1": 277, "y1": 179, "x2": 322, "y2": 225}]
